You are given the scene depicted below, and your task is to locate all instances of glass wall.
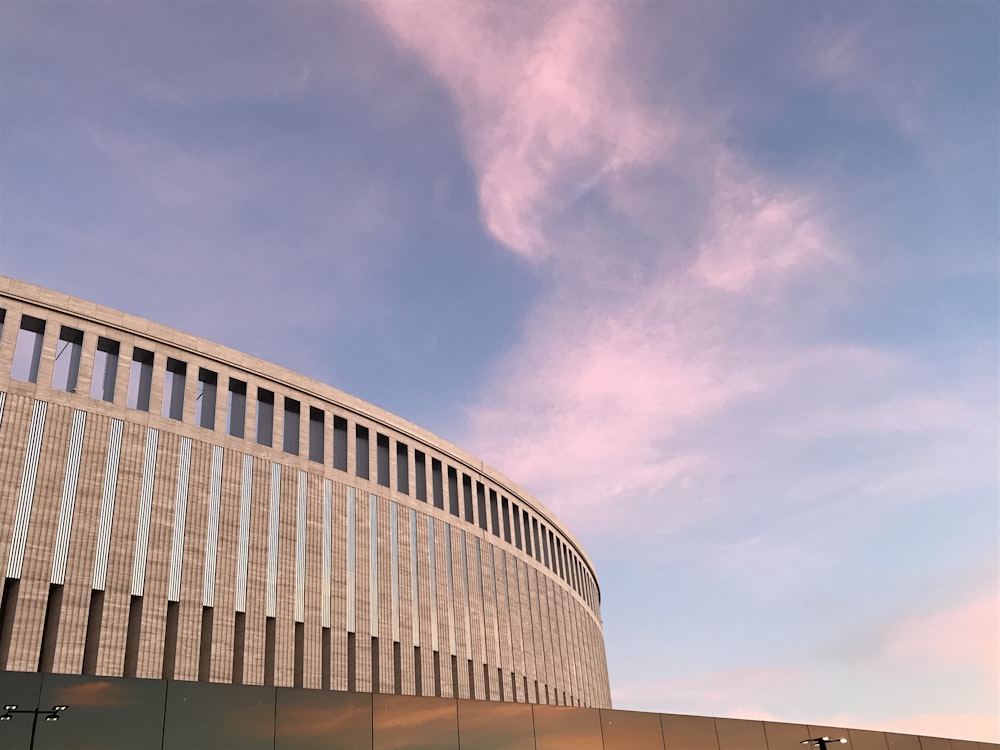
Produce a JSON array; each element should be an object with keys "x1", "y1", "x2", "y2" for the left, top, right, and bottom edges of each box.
[{"x1": 0, "y1": 672, "x2": 982, "y2": 750}]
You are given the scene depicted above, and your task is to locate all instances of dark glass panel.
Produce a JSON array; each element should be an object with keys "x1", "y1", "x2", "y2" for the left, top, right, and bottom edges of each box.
[
  {"x1": 163, "y1": 681, "x2": 275, "y2": 750},
  {"x1": 661, "y1": 714, "x2": 720, "y2": 750},
  {"x1": 34, "y1": 673, "x2": 165, "y2": 750},
  {"x1": 764, "y1": 722, "x2": 809, "y2": 750},
  {"x1": 532, "y1": 704, "x2": 603, "y2": 750},
  {"x1": 602, "y1": 708, "x2": 664, "y2": 750},
  {"x1": 276, "y1": 688, "x2": 372, "y2": 750},
  {"x1": 373, "y1": 693, "x2": 457, "y2": 750},
  {"x1": 716, "y1": 718, "x2": 767, "y2": 750},
  {"x1": 847, "y1": 729, "x2": 889, "y2": 750},
  {"x1": 916, "y1": 739, "x2": 950, "y2": 750},
  {"x1": 885, "y1": 735, "x2": 921, "y2": 750},
  {"x1": 457, "y1": 699, "x2": 534, "y2": 750},
  {"x1": 0, "y1": 670, "x2": 42, "y2": 749}
]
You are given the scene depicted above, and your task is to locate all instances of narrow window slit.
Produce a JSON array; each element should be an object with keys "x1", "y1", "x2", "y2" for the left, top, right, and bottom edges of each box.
[
  {"x1": 161, "y1": 359, "x2": 186, "y2": 420},
  {"x1": 431, "y1": 459, "x2": 443, "y2": 509},
  {"x1": 396, "y1": 442, "x2": 409, "y2": 494},
  {"x1": 376, "y1": 433, "x2": 390, "y2": 487},
  {"x1": 51, "y1": 326, "x2": 83, "y2": 393},
  {"x1": 198, "y1": 606, "x2": 213, "y2": 682},
  {"x1": 321, "y1": 627, "x2": 331, "y2": 690},
  {"x1": 283, "y1": 397, "x2": 300, "y2": 455},
  {"x1": 195, "y1": 368, "x2": 218, "y2": 429},
  {"x1": 11, "y1": 315, "x2": 45, "y2": 383},
  {"x1": 255, "y1": 388, "x2": 274, "y2": 447},
  {"x1": 413, "y1": 645, "x2": 422, "y2": 696},
  {"x1": 477, "y1": 483, "x2": 487, "y2": 530},
  {"x1": 355, "y1": 426, "x2": 370, "y2": 479},
  {"x1": 123, "y1": 594, "x2": 143, "y2": 677},
  {"x1": 414, "y1": 451, "x2": 427, "y2": 501},
  {"x1": 308, "y1": 406, "x2": 324, "y2": 462},
  {"x1": 232, "y1": 612, "x2": 246, "y2": 684},
  {"x1": 447, "y1": 467, "x2": 459, "y2": 517},
  {"x1": 227, "y1": 379, "x2": 247, "y2": 438},
  {"x1": 38, "y1": 583, "x2": 64, "y2": 673},
  {"x1": 463, "y1": 475, "x2": 474, "y2": 523},
  {"x1": 90, "y1": 337, "x2": 120, "y2": 403},
  {"x1": 82, "y1": 588, "x2": 104, "y2": 675},
  {"x1": 294, "y1": 621, "x2": 304, "y2": 688},
  {"x1": 333, "y1": 416, "x2": 348, "y2": 471},
  {"x1": 489, "y1": 490, "x2": 500, "y2": 538},
  {"x1": 0, "y1": 578, "x2": 21, "y2": 669},
  {"x1": 393, "y1": 640, "x2": 402, "y2": 694},
  {"x1": 126, "y1": 347, "x2": 154, "y2": 411},
  {"x1": 162, "y1": 600, "x2": 179, "y2": 679},
  {"x1": 264, "y1": 616, "x2": 276, "y2": 686},
  {"x1": 347, "y1": 632, "x2": 357, "y2": 692}
]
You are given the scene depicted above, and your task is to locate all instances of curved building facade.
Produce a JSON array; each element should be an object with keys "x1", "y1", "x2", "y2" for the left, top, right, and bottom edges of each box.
[{"x1": 0, "y1": 276, "x2": 610, "y2": 707}]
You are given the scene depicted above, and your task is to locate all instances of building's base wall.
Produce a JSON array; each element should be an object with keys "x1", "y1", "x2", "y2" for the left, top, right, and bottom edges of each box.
[{"x1": 0, "y1": 670, "x2": 989, "y2": 750}]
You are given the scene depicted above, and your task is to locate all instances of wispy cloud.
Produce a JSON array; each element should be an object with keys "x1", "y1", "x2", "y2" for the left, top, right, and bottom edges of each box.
[
  {"x1": 369, "y1": 0, "x2": 666, "y2": 259},
  {"x1": 367, "y1": 1, "x2": 997, "y2": 738}
]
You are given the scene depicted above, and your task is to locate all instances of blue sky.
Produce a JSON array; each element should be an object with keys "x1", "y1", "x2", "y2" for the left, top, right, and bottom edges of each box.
[{"x1": 1, "y1": 1, "x2": 996, "y2": 741}]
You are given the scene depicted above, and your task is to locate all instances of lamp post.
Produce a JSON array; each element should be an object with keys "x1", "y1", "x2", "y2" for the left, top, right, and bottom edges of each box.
[
  {"x1": 802, "y1": 737, "x2": 848, "y2": 750},
  {"x1": 0, "y1": 704, "x2": 68, "y2": 750}
]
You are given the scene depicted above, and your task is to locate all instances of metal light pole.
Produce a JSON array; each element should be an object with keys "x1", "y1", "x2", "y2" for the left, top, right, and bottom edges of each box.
[
  {"x1": 802, "y1": 736, "x2": 849, "y2": 750},
  {"x1": 0, "y1": 704, "x2": 68, "y2": 750}
]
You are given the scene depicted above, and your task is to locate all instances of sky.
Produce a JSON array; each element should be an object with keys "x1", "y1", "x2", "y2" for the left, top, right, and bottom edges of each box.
[{"x1": 0, "y1": 0, "x2": 997, "y2": 742}]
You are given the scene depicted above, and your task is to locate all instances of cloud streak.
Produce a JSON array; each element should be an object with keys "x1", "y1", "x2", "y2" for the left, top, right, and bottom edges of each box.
[{"x1": 367, "y1": 0, "x2": 997, "y2": 738}]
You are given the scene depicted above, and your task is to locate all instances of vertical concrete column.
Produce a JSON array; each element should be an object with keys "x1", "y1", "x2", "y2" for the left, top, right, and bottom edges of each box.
[
  {"x1": 0, "y1": 300, "x2": 21, "y2": 379},
  {"x1": 330, "y1": 481, "x2": 348, "y2": 691},
  {"x1": 297, "y1": 398, "x2": 309, "y2": 461},
  {"x1": 244, "y1": 385, "x2": 259, "y2": 448}
]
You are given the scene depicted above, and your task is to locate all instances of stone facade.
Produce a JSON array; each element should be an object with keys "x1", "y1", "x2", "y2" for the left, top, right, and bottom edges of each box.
[{"x1": 0, "y1": 276, "x2": 610, "y2": 707}]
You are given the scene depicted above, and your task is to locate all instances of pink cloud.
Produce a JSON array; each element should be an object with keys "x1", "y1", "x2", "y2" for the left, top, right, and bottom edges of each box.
[
  {"x1": 364, "y1": 1, "x2": 990, "y2": 547},
  {"x1": 884, "y1": 593, "x2": 999, "y2": 684},
  {"x1": 613, "y1": 666, "x2": 803, "y2": 716},
  {"x1": 367, "y1": 0, "x2": 666, "y2": 259},
  {"x1": 365, "y1": 7, "x2": 996, "y2": 734}
]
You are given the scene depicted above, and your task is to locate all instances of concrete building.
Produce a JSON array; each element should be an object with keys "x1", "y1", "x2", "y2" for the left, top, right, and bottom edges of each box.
[
  {"x1": 0, "y1": 275, "x2": 608, "y2": 707},
  {"x1": 0, "y1": 276, "x2": 990, "y2": 750}
]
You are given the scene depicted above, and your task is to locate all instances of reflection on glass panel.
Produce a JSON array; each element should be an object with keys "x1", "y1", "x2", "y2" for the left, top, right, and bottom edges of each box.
[
  {"x1": 602, "y1": 708, "x2": 665, "y2": 750},
  {"x1": 847, "y1": 729, "x2": 889, "y2": 750},
  {"x1": 661, "y1": 714, "x2": 720, "y2": 750},
  {"x1": 458, "y1": 699, "x2": 534, "y2": 750},
  {"x1": 715, "y1": 718, "x2": 767, "y2": 750},
  {"x1": 885, "y1": 735, "x2": 921, "y2": 750},
  {"x1": 0, "y1": 670, "x2": 42, "y2": 750},
  {"x1": 163, "y1": 681, "x2": 275, "y2": 750},
  {"x1": 373, "y1": 693, "x2": 458, "y2": 750},
  {"x1": 276, "y1": 688, "x2": 372, "y2": 750},
  {"x1": 34, "y1": 674, "x2": 166, "y2": 750},
  {"x1": 764, "y1": 722, "x2": 809, "y2": 750},
  {"x1": 533, "y1": 705, "x2": 603, "y2": 750}
]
